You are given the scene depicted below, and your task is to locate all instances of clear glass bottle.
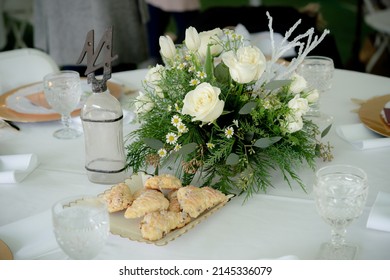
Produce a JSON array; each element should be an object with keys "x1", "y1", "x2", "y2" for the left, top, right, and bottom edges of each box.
[{"x1": 81, "y1": 85, "x2": 126, "y2": 184}]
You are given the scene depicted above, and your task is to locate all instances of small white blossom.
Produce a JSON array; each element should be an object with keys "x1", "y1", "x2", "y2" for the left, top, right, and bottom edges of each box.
[
  {"x1": 171, "y1": 115, "x2": 182, "y2": 127},
  {"x1": 190, "y1": 79, "x2": 200, "y2": 86},
  {"x1": 225, "y1": 127, "x2": 234, "y2": 138},
  {"x1": 177, "y1": 122, "x2": 188, "y2": 133},
  {"x1": 233, "y1": 119, "x2": 239, "y2": 127},
  {"x1": 166, "y1": 132, "x2": 178, "y2": 144},
  {"x1": 188, "y1": 65, "x2": 196, "y2": 73},
  {"x1": 158, "y1": 148, "x2": 167, "y2": 158},
  {"x1": 174, "y1": 144, "x2": 182, "y2": 151},
  {"x1": 196, "y1": 71, "x2": 207, "y2": 79},
  {"x1": 206, "y1": 142, "x2": 215, "y2": 149}
]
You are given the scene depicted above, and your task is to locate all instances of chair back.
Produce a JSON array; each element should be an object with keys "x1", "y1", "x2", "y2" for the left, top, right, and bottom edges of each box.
[{"x1": 0, "y1": 48, "x2": 59, "y2": 94}]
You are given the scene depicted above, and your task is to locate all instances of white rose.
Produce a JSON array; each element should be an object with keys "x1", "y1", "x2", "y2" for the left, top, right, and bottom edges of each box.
[
  {"x1": 221, "y1": 45, "x2": 266, "y2": 84},
  {"x1": 198, "y1": 28, "x2": 224, "y2": 58},
  {"x1": 145, "y1": 64, "x2": 165, "y2": 98},
  {"x1": 288, "y1": 94, "x2": 309, "y2": 117},
  {"x1": 290, "y1": 73, "x2": 307, "y2": 94},
  {"x1": 185, "y1": 26, "x2": 201, "y2": 51},
  {"x1": 306, "y1": 89, "x2": 319, "y2": 103},
  {"x1": 285, "y1": 114, "x2": 304, "y2": 133},
  {"x1": 159, "y1": 35, "x2": 176, "y2": 59},
  {"x1": 134, "y1": 91, "x2": 154, "y2": 115},
  {"x1": 182, "y1": 82, "x2": 224, "y2": 123}
]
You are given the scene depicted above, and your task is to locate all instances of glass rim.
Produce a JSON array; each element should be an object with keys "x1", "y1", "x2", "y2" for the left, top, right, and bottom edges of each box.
[
  {"x1": 43, "y1": 70, "x2": 80, "y2": 80},
  {"x1": 52, "y1": 195, "x2": 107, "y2": 215},
  {"x1": 315, "y1": 164, "x2": 367, "y2": 180}
]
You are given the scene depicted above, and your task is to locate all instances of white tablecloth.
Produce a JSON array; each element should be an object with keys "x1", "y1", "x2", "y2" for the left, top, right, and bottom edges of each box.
[{"x1": 1, "y1": 69, "x2": 390, "y2": 260}]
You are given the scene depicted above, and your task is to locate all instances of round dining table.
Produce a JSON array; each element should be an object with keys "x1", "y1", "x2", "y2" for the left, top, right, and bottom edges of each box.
[{"x1": 0, "y1": 68, "x2": 389, "y2": 260}]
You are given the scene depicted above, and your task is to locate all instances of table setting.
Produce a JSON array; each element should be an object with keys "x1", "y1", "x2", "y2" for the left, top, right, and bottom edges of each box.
[{"x1": 1, "y1": 13, "x2": 390, "y2": 261}]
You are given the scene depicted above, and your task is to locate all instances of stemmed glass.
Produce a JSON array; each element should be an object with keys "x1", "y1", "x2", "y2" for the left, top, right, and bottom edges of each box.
[
  {"x1": 43, "y1": 70, "x2": 82, "y2": 139},
  {"x1": 52, "y1": 195, "x2": 110, "y2": 260},
  {"x1": 313, "y1": 164, "x2": 369, "y2": 259},
  {"x1": 296, "y1": 56, "x2": 334, "y2": 130}
]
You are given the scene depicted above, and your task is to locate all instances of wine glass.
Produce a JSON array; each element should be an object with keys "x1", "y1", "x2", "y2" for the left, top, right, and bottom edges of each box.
[
  {"x1": 43, "y1": 70, "x2": 82, "y2": 139},
  {"x1": 313, "y1": 164, "x2": 369, "y2": 260},
  {"x1": 296, "y1": 56, "x2": 334, "y2": 130},
  {"x1": 52, "y1": 195, "x2": 110, "y2": 259}
]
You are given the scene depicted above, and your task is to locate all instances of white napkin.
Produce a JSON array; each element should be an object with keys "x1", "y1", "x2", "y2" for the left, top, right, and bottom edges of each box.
[
  {"x1": 336, "y1": 123, "x2": 390, "y2": 150},
  {"x1": 367, "y1": 192, "x2": 390, "y2": 232},
  {"x1": 0, "y1": 154, "x2": 39, "y2": 183},
  {"x1": 0, "y1": 210, "x2": 59, "y2": 259}
]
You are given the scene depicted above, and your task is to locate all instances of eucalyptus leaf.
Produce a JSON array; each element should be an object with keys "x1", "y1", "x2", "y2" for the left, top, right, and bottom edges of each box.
[
  {"x1": 254, "y1": 136, "x2": 282, "y2": 148},
  {"x1": 264, "y1": 80, "x2": 291, "y2": 90},
  {"x1": 177, "y1": 142, "x2": 197, "y2": 155},
  {"x1": 226, "y1": 153, "x2": 239, "y2": 165},
  {"x1": 143, "y1": 138, "x2": 164, "y2": 150},
  {"x1": 239, "y1": 101, "x2": 257, "y2": 114},
  {"x1": 321, "y1": 124, "x2": 332, "y2": 138}
]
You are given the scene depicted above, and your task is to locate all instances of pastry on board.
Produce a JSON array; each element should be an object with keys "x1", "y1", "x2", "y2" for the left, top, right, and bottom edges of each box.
[
  {"x1": 177, "y1": 185, "x2": 228, "y2": 218},
  {"x1": 102, "y1": 182, "x2": 133, "y2": 213},
  {"x1": 167, "y1": 190, "x2": 181, "y2": 212},
  {"x1": 140, "y1": 210, "x2": 191, "y2": 241},
  {"x1": 144, "y1": 174, "x2": 182, "y2": 191},
  {"x1": 124, "y1": 189, "x2": 169, "y2": 219}
]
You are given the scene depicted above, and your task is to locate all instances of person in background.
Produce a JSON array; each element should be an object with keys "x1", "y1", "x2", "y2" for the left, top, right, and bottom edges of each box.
[
  {"x1": 33, "y1": 0, "x2": 149, "y2": 75},
  {"x1": 145, "y1": 0, "x2": 200, "y2": 65}
]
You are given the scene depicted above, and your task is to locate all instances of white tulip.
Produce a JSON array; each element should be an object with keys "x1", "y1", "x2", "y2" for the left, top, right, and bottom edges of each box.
[
  {"x1": 185, "y1": 27, "x2": 201, "y2": 51},
  {"x1": 198, "y1": 28, "x2": 224, "y2": 58},
  {"x1": 285, "y1": 114, "x2": 304, "y2": 133},
  {"x1": 159, "y1": 35, "x2": 176, "y2": 59},
  {"x1": 306, "y1": 89, "x2": 320, "y2": 103},
  {"x1": 221, "y1": 45, "x2": 266, "y2": 84},
  {"x1": 182, "y1": 82, "x2": 224, "y2": 123}
]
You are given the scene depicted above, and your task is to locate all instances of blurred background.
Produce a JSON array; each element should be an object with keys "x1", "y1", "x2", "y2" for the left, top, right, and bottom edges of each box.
[{"x1": 0, "y1": 0, "x2": 388, "y2": 76}]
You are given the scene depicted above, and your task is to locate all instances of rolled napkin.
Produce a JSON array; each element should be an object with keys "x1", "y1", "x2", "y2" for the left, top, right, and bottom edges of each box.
[
  {"x1": 367, "y1": 192, "x2": 390, "y2": 232},
  {"x1": 0, "y1": 154, "x2": 39, "y2": 183},
  {"x1": 336, "y1": 123, "x2": 390, "y2": 150}
]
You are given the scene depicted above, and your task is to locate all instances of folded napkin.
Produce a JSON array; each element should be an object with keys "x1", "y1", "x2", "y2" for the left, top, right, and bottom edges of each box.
[
  {"x1": 367, "y1": 192, "x2": 390, "y2": 232},
  {"x1": 336, "y1": 123, "x2": 390, "y2": 150},
  {"x1": 0, "y1": 154, "x2": 39, "y2": 183},
  {"x1": 0, "y1": 210, "x2": 59, "y2": 259}
]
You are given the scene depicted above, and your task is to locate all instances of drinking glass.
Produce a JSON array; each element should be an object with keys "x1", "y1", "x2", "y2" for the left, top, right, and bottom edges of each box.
[
  {"x1": 43, "y1": 70, "x2": 82, "y2": 139},
  {"x1": 297, "y1": 56, "x2": 334, "y2": 130},
  {"x1": 52, "y1": 195, "x2": 110, "y2": 260},
  {"x1": 313, "y1": 164, "x2": 369, "y2": 260}
]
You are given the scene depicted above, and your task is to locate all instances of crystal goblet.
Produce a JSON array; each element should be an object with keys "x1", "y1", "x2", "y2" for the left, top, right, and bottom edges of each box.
[
  {"x1": 297, "y1": 56, "x2": 334, "y2": 131},
  {"x1": 313, "y1": 164, "x2": 369, "y2": 259},
  {"x1": 52, "y1": 195, "x2": 110, "y2": 260},
  {"x1": 43, "y1": 70, "x2": 82, "y2": 139}
]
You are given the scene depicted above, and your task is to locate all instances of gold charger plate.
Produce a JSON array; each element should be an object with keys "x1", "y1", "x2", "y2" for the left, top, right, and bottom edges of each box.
[
  {"x1": 0, "y1": 80, "x2": 122, "y2": 123},
  {"x1": 358, "y1": 94, "x2": 390, "y2": 137},
  {"x1": 98, "y1": 173, "x2": 234, "y2": 246},
  {"x1": 0, "y1": 239, "x2": 13, "y2": 260}
]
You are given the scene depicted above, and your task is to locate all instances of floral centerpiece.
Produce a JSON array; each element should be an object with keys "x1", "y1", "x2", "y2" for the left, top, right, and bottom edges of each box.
[{"x1": 126, "y1": 12, "x2": 332, "y2": 198}]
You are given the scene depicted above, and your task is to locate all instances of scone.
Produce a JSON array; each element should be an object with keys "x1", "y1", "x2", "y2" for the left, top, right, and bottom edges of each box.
[
  {"x1": 144, "y1": 174, "x2": 182, "y2": 190},
  {"x1": 167, "y1": 190, "x2": 181, "y2": 212},
  {"x1": 177, "y1": 185, "x2": 227, "y2": 218},
  {"x1": 140, "y1": 210, "x2": 191, "y2": 241},
  {"x1": 124, "y1": 189, "x2": 169, "y2": 219},
  {"x1": 102, "y1": 182, "x2": 133, "y2": 213}
]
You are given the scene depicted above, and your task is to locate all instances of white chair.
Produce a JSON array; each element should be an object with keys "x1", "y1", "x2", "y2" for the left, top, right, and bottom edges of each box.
[
  {"x1": 363, "y1": 0, "x2": 390, "y2": 73},
  {"x1": 0, "y1": 48, "x2": 59, "y2": 94}
]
